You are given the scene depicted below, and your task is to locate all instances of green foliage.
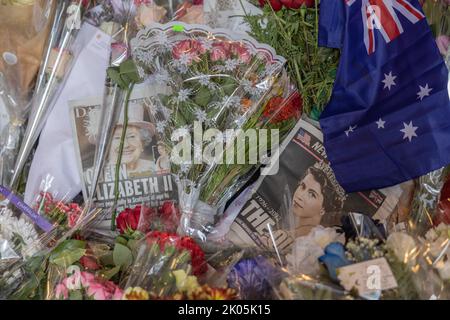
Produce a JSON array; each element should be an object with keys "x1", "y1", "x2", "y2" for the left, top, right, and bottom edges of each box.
[{"x1": 242, "y1": 4, "x2": 340, "y2": 115}]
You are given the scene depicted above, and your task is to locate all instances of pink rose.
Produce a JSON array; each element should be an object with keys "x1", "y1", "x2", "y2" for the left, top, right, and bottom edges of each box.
[
  {"x1": 55, "y1": 283, "x2": 69, "y2": 300},
  {"x1": 172, "y1": 39, "x2": 205, "y2": 64},
  {"x1": 436, "y1": 35, "x2": 450, "y2": 56},
  {"x1": 86, "y1": 282, "x2": 111, "y2": 300},
  {"x1": 112, "y1": 287, "x2": 124, "y2": 300},
  {"x1": 231, "y1": 42, "x2": 252, "y2": 63},
  {"x1": 210, "y1": 42, "x2": 231, "y2": 62},
  {"x1": 80, "y1": 271, "x2": 96, "y2": 287}
]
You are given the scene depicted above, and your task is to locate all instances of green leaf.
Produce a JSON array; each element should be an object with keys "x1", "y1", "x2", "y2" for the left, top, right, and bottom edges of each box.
[
  {"x1": 115, "y1": 235, "x2": 129, "y2": 246},
  {"x1": 99, "y1": 252, "x2": 115, "y2": 267},
  {"x1": 194, "y1": 87, "x2": 211, "y2": 107},
  {"x1": 99, "y1": 266, "x2": 121, "y2": 280},
  {"x1": 119, "y1": 59, "x2": 140, "y2": 83},
  {"x1": 49, "y1": 248, "x2": 86, "y2": 268},
  {"x1": 50, "y1": 239, "x2": 86, "y2": 258},
  {"x1": 69, "y1": 290, "x2": 83, "y2": 300},
  {"x1": 113, "y1": 243, "x2": 133, "y2": 269},
  {"x1": 107, "y1": 67, "x2": 126, "y2": 89}
]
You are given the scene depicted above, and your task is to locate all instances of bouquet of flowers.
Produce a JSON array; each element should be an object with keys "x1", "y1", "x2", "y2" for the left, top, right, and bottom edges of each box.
[
  {"x1": 85, "y1": 0, "x2": 205, "y2": 223},
  {"x1": 130, "y1": 21, "x2": 300, "y2": 240},
  {"x1": 278, "y1": 214, "x2": 448, "y2": 300},
  {"x1": 121, "y1": 230, "x2": 234, "y2": 299},
  {"x1": 240, "y1": 0, "x2": 340, "y2": 118}
]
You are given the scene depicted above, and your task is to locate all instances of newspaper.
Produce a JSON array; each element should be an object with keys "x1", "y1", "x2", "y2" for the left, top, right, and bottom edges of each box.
[
  {"x1": 225, "y1": 118, "x2": 403, "y2": 255},
  {"x1": 70, "y1": 86, "x2": 177, "y2": 230}
]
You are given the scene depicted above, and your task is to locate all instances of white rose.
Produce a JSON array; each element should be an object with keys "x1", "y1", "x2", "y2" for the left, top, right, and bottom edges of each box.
[{"x1": 312, "y1": 226, "x2": 345, "y2": 249}]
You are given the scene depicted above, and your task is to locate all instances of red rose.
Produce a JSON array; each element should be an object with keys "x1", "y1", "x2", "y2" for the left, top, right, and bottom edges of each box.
[
  {"x1": 80, "y1": 255, "x2": 100, "y2": 271},
  {"x1": 116, "y1": 206, "x2": 142, "y2": 234},
  {"x1": 146, "y1": 231, "x2": 207, "y2": 276},
  {"x1": 259, "y1": 0, "x2": 283, "y2": 11},
  {"x1": 159, "y1": 201, "x2": 180, "y2": 220}
]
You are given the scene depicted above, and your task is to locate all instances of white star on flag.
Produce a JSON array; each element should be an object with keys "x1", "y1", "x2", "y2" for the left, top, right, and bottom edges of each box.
[
  {"x1": 345, "y1": 125, "x2": 357, "y2": 137},
  {"x1": 382, "y1": 72, "x2": 397, "y2": 90},
  {"x1": 400, "y1": 121, "x2": 418, "y2": 142},
  {"x1": 376, "y1": 118, "x2": 386, "y2": 129},
  {"x1": 417, "y1": 84, "x2": 433, "y2": 100}
]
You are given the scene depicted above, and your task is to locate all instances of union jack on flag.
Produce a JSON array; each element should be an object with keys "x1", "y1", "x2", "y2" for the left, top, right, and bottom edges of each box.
[{"x1": 349, "y1": 0, "x2": 425, "y2": 54}]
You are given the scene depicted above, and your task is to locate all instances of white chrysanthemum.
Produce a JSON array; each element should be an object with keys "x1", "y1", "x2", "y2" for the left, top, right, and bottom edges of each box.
[
  {"x1": 0, "y1": 209, "x2": 40, "y2": 259},
  {"x1": 194, "y1": 109, "x2": 207, "y2": 123}
]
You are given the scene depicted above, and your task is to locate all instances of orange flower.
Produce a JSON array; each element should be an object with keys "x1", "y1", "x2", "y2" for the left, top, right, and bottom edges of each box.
[
  {"x1": 122, "y1": 287, "x2": 150, "y2": 300},
  {"x1": 240, "y1": 98, "x2": 252, "y2": 111}
]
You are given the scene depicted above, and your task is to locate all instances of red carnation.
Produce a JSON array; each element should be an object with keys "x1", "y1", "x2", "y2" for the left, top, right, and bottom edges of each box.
[{"x1": 263, "y1": 92, "x2": 302, "y2": 124}]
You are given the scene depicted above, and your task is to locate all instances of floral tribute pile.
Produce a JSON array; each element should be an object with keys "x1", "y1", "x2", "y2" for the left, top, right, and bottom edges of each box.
[{"x1": 0, "y1": 0, "x2": 449, "y2": 302}]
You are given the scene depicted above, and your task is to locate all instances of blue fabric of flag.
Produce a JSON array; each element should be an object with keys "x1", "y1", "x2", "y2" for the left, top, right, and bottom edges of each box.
[{"x1": 318, "y1": 0, "x2": 450, "y2": 192}]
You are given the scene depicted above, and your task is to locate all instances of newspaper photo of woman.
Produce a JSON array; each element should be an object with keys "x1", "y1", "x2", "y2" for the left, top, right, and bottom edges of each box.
[
  {"x1": 292, "y1": 165, "x2": 344, "y2": 237},
  {"x1": 155, "y1": 141, "x2": 170, "y2": 174},
  {"x1": 106, "y1": 102, "x2": 157, "y2": 176}
]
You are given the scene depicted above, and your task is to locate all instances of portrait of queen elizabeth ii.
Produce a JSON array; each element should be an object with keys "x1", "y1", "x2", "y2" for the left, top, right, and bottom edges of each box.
[{"x1": 84, "y1": 99, "x2": 157, "y2": 177}]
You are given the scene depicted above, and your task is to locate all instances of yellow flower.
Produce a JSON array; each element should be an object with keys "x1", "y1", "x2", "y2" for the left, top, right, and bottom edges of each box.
[
  {"x1": 173, "y1": 269, "x2": 200, "y2": 293},
  {"x1": 122, "y1": 287, "x2": 149, "y2": 300}
]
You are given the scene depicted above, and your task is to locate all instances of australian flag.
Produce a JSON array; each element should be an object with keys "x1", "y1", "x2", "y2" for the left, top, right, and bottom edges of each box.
[{"x1": 318, "y1": 0, "x2": 450, "y2": 192}]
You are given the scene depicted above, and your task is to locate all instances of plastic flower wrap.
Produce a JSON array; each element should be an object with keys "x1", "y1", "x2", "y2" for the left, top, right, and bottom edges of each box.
[
  {"x1": 0, "y1": 0, "x2": 55, "y2": 187},
  {"x1": 226, "y1": 254, "x2": 284, "y2": 299},
  {"x1": 9, "y1": 0, "x2": 93, "y2": 190},
  {"x1": 408, "y1": 168, "x2": 446, "y2": 236},
  {"x1": 129, "y1": 21, "x2": 299, "y2": 240},
  {"x1": 122, "y1": 230, "x2": 215, "y2": 298},
  {"x1": 274, "y1": 209, "x2": 449, "y2": 300},
  {"x1": 85, "y1": 0, "x2": 205, "y2": 228},
  {"x1": 41, "y1": 238, "x2": 128, "y2": 300}
]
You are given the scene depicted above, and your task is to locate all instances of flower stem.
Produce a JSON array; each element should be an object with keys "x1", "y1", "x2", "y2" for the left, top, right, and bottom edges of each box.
[{"x1": 111, "y1": 83, "x2": 135, "y2": 231}]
